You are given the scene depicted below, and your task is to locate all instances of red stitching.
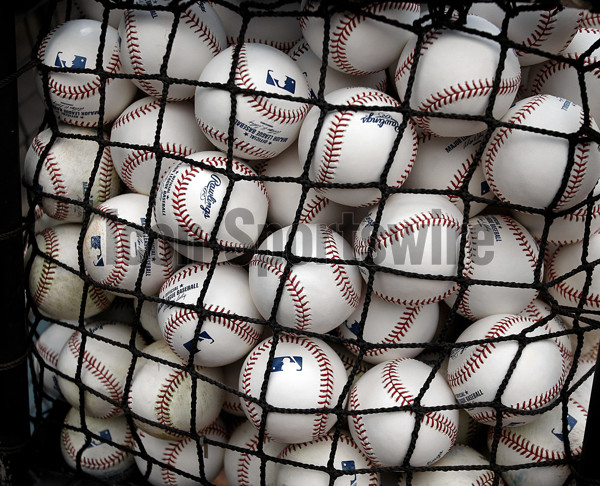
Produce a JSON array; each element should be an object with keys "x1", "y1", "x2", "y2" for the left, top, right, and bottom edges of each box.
[
  {"x1": 236, "y1": 44, "x2": 309, "y2": 125},
  {"x1": 249, "y1": 254, "x2": 312, "y2": 328},
  {"x1": 240, "y1": 335, "x2": 338, "y2": 441},
  {"x1": 518, "y1": 9, "x2": 576, "y2": 60},
  {"x1": 228, "y1": 35, "x2": 298, "y2": 53},
  {"x1": 288, "y1": 39, "x2": 310, "y2": 61},
  {"x1": 68, "y1": 332, "x2": 123, "y2": 418},
  {"x1": 162, "y1": 306, "x2": 262, "y2": 350},
  {"x1": 547, "y1": 249, "x2": 600, "y2": 308},
  {"x1": 161, "y1": 436, "x2": 188, "y2": 486},
  {"x1": 503, "y1": 216, "x2": 538, "y2": 268},
  {"x1": 182, "y1": 9, "x2": 222, "y2": 57},
  {"x1": 36, "y1": 340, "x2": 60, "y2": 367},
  {"x1": 348, "y1": 386, "x2": 378, "y2": 464},
  {"x1": 112, "y1": 99, "x2": 162, "y2": 130},
  {"x1": 97, "y1": 148, "x2": 116, "y2": 206},
  {"x1": 94, "y1": 206, "x2": 130, "y2": 290},
  {"x1": 320, "y1": 225, "x2": 360, "y2": 308},
  {"x1": 300, "y1": 194, "x2": 330, "y2": 223},
  {"x1": 33, "y1": 228, "x2": 60, "y2": 308},
  {"x1": 155, "y1": 369, "x2": 188, "y2": 435},
  {"x1": 236, "y1": 433, "x2": 260, "y2": 484},
  {"x1": 161, "y1": 263, "x2": 212, "y2": 291},
  {"x1": 32, "y1": 136, "x2": 69, "y2": 220}
]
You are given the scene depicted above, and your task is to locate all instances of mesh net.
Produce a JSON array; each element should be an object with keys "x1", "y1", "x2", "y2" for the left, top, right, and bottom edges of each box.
[{"x1": 20, "y1": 0, "x2": 600, "y2": 485}]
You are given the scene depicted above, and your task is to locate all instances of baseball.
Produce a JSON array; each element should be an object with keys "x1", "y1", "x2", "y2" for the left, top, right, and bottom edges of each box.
[
  {"x1": 127, "y1": 340, "x2": 224, "y2": 440},
  {"x1": 288, "y1": 40, "x2": 387, "y2": 96},
  {"x1": 23, "y1": 124, "x2": 121, "y2": 222},
  {"x1": 118, "y1": 0, "x2": 226, "y2": 101},
  {"x1": 579, "y1": 11, "x2": 600, "y2": 29},
  {"x1": 255, "y1": 142, "x2": 349, "y2": 227},
  {"x1": 221, "y1": 358, "x2": 246, "y2": 417},
  {"x1": 154, "y1": 151, "x2": 268, "y2": 263},
  {"x1": 353, "y1": 193, "x2": 465, "y2": 306},
  {"x1": 194, "y1": 43, "x2": 311, "y2": 160},
  {"x1": 298, "y1": 86, "x2": 418, "y2": 207},
  {"x1": 546, "y1": 230, "x2": 600, "y2": 323},
  {"x1": 469, "y1": 4, "x2": 580, "y2": 66},
  {"x1": 157, "y1": 262, "x2": 264, "y2": 367},
  {"x1": 395, "y1": 14, "x2": 521, "y2": 137},
  {"x1": 397, "y1": 444, "x2": 499, "y2": 486},
  {"x1": 489, "y1": 396, "x2": 587, "y2": 486},
  {"x1": 133, "y1": 418, "x2": 228, "y2": 485},
  {"x1": 73, "y1": 0, "x2": 124, "y2": 29},
  {"x1": 338, "y1": 289, "x2": 440, "y2": 364},
  {"x1": 347, "y1": 357, "x2": 459, "y2": 467},
  {"x1": 133, "y1": 297, "x2": 162, "y2": 342},
  {"x1": 447, "y1": 313, "x2": 567, "y2": 427},
  {"x1": 37, "y1": 19, "x2": 137, "y2": 126},
  {"x1": 239, "y1": 334, "x2": 348, "y2": 444},
  {"x1": 223, "y1": 419, "x2": 287, "y2": 486},
  {"x1": 249, "y1": 223, "x2": 362, "y2": 334},
  {"x1": 56, "y1": 321, "x2": 146, "y2": 418},
  {"x1": 445, "y1": 214, "x2": 541, "y2": 321},
  {"x1": 275, "y1": 432, "x2": 380, "y2": 486},
  {"x1": 402, "y1": 132, "x2": 494, "y2": 216},
  {"x1": 300, "y1": 2, "x2": 420, "y2": 75},
  {"x1": 329, "y1": 341, "x2": 373, "y2": 390},
  {"x1": 29, "y1": 224, "x2": 114, "y2": 319},
  {"x1": 109, "y1": 96, "x2": 213, "y2": 195},
  {"x1": 33, "y1": 322, "x2": 75, "y2": 400},
  {"x1": 511, "y1": 183, "x2": 600, "y2": 246},
  {"x1": 571, "y1": 356, "x2": 595, "y2": 409},
  {"x1": 527, "y1": 28, "x2": 600, "y2": 123},
  {"x1": 83, "y1": 193, "x2": 177, "y2": 297},
  {"x1": 60, "y1": 406, "x2": 136, "y2": 479},
  {"x1": 213, "y1": 0, "x2": 302, "y2": 52},
  {"x1": 482, "y1": 95, "x2": 600, "y2": 210}
]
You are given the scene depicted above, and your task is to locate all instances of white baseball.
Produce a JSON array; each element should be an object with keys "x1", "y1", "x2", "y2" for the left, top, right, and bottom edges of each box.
[
  {"x1": 445, "y1": 214, "x2": 541, "y2": 321},
  {"x1": 546, "y1": 230, "x2": 600, "y2": 326},
  {"x1": 402, "y1": 132, "x2": 494, "y2": 216},
  {"x1": 288, "y1": 40, "x2": 387, "y2": 96},
  {"x1": 329, "y1": 341, "x2": 373, "y2": 390},
  {"x1": 29, "y1": 224, "x2": 114, "y2": 319},
  {"x1": 128, "y1": 340, "x2": 224, "y2": 440},
  {"x1": 397, "y1": 444, "x2": 499, "y2": 486},
  {"x1": 571, "y1": 356, "x2": 595, "y2": 409},
  {"x1": 34, "y1": 322, "x2": 75, "y2": 400},
  {"x1": 579, "y1": 11, "x2": 600, "y2": 29},
  {"x1": 275, "y1": 432, "x2": 380, "y2": 486},
  {"x1": 447, "y1": 313, "x2": 567, "y2": 427},
  {"x1": 394, "y1": 14, "x2": 521, "y2": 137},
  {"x1": 56, "y1": 321, "x2": 146, "y2": 418},
  {"x1": 213, "y1": 0, "x2": 302, "y2": 52},
  {"x1": 299, "y1": 86, "x2": 418, "y2": 207},
  {"x1": 73, "y1": 0, "x2": 124, "y2": 29},
  {"x1": 347, "y1": 357, "x2": 459, "y2": 467},
  {"x1": 109, "y1": 97, "x2": 213, "y2": 195},
  {"x1": 133, "y1": 298, "x2": 162, "y2": 342},
  {"x1": 133, "y1": 418, "x2": 228, "y2": 485},
  {"x1": 119, "y1": 0, "x2": 226, "y2": 101},
  {"x1": 482, "y1": 95, "x2": 600, "y2": 210},
  {"x1": 223, "y1": 419, "x2": 287, "y2": 486},
  {"x1": 255, "y1": 142, "x2": 349, "y2": 227},
  {"x1": 239, "y1": 334, "x2": 348, "y2": 444},
  {"x1": 469, "y1": 4, "x2": 580, "y2": 66},
  {"x1": 338, "y1": 289, "x2": 440, "y2": 364},
  {"x1": 489, "y1": 397, "x2": 587, "y2": 486},
  {"x1": 194, "y1": 43, "x2": 311, "y2": 160},
  {"x1": 83, "y1": 193, "x2": 177, "y2": 297},
  {"x1": 37, "y1": 19, "x2": 137, "y2": 127},
  {"x1": 157, "y1": 262, "x2": 263, "y2": 367},
  {"x1": 155, "y1": 152, "x2": 268, "y2": 263},
  {"x1": 300, "y1": 2, "x2": 420, "y2": 75},
  {"x1": 249, "y1": 223, "x2": 362, "y2": 334},
  {"x1": 511, "y1": 184, "x2": 600, "y2": 246},
  {"x1": 60, "y1": 406, "x2": 136, "y2": 479},
  {"x1": 23, "y1": 124, "x2": 121, "y2": 222},
  {"x1": 528, "y1": 28, "x2": 600, "y2": 123},
  {"x1": 354, "y1": 193, "x2": 465, "y2": 306}
]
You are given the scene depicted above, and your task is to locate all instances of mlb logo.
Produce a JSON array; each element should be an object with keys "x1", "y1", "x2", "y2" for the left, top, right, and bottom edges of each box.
[
  {"x1": 344, "y1": 320, "x2": 360, "y2": 336},
  {"x1": 183, "y1": 331, "x2": 215, "y2": 353},
  {"x1": 90, "y1": 428, "x2": 112, "y2": 447},
  {"x1": 271, "y1": 356, "x2": 303, "y2": 372},
  {"x1": 266, "y1": 70, "x2": 296, "y2": 94},
  {"x1": 89, "y1": 235, "x2": 104, "y2": 267},
  {"x1": 552, "y1": 414, "x2": 577, "y2": 441},
  {"x1": 54, "y1": 51, "x2": 87, "y2": 69},
  {"x1": 481, "y1": 180, "x2": 490, "y2": 196}
]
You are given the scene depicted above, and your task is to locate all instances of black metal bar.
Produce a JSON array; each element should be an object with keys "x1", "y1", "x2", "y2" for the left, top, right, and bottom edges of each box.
[
  {"x1": 0, "y1": 3, "x2": 31, "y2": 486},
  {"x1": 577, "y1": 346, "x2": 600, "y2": 485}
]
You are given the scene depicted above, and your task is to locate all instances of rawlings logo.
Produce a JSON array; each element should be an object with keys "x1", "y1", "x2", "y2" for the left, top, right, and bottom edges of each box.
[
  {"x1": 361, "y1": 112, "x2": 401, "y2": 132},
  {"x1": 199, "y1": 174, "x2": 222, "y2": 219}
]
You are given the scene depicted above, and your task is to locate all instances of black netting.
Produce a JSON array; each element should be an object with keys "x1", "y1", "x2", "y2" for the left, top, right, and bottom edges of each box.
[{"x1": 14, "y1": 0, "x2": 600, "y2": 485}]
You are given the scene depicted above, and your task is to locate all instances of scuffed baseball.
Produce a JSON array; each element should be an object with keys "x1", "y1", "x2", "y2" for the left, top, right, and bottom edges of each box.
[{"x1": 34, "y1": 322, "x2": 76, "y2": 400}]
